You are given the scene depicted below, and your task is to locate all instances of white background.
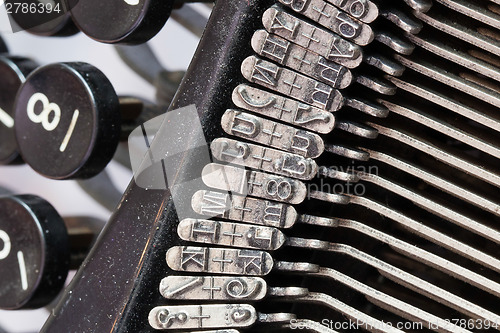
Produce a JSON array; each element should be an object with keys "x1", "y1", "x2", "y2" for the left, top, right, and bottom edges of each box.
[{"x1": 0, "y1": 4, "x2": 207, "y2": 331}]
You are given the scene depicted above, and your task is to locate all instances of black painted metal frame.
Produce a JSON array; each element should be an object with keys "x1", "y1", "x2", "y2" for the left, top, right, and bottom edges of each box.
[{"x1": 41, "y1": 1, "x2": 271, "y2": 331}]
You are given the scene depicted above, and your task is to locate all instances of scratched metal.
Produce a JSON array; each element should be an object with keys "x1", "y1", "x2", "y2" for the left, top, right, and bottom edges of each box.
[
  {"x1": 178, "y1": 218, "x2": 286, "y2": 250},
  {"x1": 324, "y1": 0, "x2": 379, "y2": 23},
  {"x1": 344, "y1": 96, "x2": 390, "y2": 118},
  {"x1": 221, "y1": 109, "x2": 325, "y2": 158},
  {"x1": 159, "y1": 275, "x2": 267, "y2": 301},
  {"x1": 374, "y1": 30, "x2": 415, "y2": 55},
  {"x1": 262, "y1": 6, "x2": 363, "y2": 68},
  {"x1": 210, "y1": 138, "x2": 318, "y2": 180},
  {"x1": 166, "y1": 246, "x2": 274, "y2": 275},
  {"x1": 251, "y1": 30, "x2": 353, "y2": 88},
  {"x1": 434, "y1": 0, "x2": 500, "y2": 29},
  {"x1": 232, "y1": 84, "x2": 335, "y2": 134},
  {"x1": 148, "y1": 304, "x2": 256, "y2": 330},
  {"x1": 276, "y1": 0, "x2": 374, "y2": 45},
  {"x1": 191, "y1": 190, "x2": 298, "y2": 228},
  {"x1": 402, "y1": 0, "x2": 432, "y2": 12},
  {"x1": 355, "y1": 75, "x2": 397, "y2": 95},
  {"x1": 413, "y1": 9, "x2": 500, "y2": 56},
  {"x1": 364, "y1": 53, "x2": 405, "y2": 76},
  {"x1": 201, "y1": 163, "x2": 307, "y2": 204},
  {"x1": 241, "y1": 56, "x2": 344, "y2": 112},
  {"x1": 380, "y1": 7, "x2": 423, "y2": 34}
]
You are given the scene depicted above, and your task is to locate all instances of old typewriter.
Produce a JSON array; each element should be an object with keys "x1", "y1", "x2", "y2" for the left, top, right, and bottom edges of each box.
[{"x1": 0, "y1": 0, "x2": 498, "y2": 332}]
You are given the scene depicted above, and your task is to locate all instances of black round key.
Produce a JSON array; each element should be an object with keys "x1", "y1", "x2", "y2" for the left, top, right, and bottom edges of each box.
[
  {"x1": 14, "y1": 62, "x2": 121, "y2": 179},
  {"x1": 7, "y1": 0, "x2": 79, "y2": 37},
  {"x1": 0, "y1": 56, "x2": 38, "y2": 165},
  {"x1": 0, "y1": 195, "x2": 69, "y2": 309},
  {"x1": 67, "y1": 0, "x2": 174, "y2": 44}
]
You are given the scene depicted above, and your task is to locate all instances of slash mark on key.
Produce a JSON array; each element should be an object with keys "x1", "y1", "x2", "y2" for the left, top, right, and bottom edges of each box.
[
  {"x1": 0, "y1": 107, "x2": 14, "y2": 128},
  {"x1": 17, "y1": 251, "x2": 28, "y2": 291}
]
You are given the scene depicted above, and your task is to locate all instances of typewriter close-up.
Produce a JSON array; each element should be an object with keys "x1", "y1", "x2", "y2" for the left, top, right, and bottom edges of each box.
[{"x1": 0, "y1": 0, "x2": 499, "y2": 332}]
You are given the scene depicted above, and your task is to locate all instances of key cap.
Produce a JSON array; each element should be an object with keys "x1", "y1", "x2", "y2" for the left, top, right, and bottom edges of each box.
[
  {"x1": 7, "y1": 0, "x2": 79, "y2": 36},
  {"x1": 67, "y1": 0, "x2": 173, "y2": 44},
  {"x1": 13, "y1": 62, "x2": 120, "y2": 179},
  {"x1": 0, "y1": 55, "x2": 38, "y2": 165},
  {"x1": 0, "y1": 195, "x2": 68, "y2": 309},
  {"x1": 13, "y1": 62, "x2": 160, "y2": 179},
  {"x1": 0, "y1": 195, "x2": 99, "y2": 309}
]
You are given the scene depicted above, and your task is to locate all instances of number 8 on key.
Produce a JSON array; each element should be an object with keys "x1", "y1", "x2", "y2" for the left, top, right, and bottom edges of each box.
[{"x1": 14, "y1": 62, "x2": 121, "y2": 180}]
